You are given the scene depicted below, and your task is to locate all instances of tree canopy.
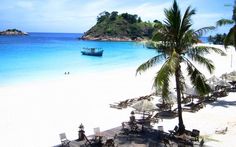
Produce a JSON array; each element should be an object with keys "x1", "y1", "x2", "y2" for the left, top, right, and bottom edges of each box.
[
  {"x1": 137, "y1": 0, "x2": 225, "y2": 135},
  {"x1": 82, "y1": 11, "x2": 159, "y2": 41}
]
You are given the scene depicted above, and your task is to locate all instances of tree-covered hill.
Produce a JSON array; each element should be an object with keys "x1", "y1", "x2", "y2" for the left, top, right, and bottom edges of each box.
[
  {"x1": 80, "y1": 11, "x2": 156, "y2": 41},
  {"x1": 0, "y1": 29, "x2": 28, "y2": 35}
]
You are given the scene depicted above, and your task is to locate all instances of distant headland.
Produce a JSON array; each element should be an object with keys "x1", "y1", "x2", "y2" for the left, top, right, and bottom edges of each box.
[
  {"x1": 80, "y1": 11, "x2": 157, "y2": 41},
  {"x1": 0, "y1": 29, "x2": 28, "y2": 35}
]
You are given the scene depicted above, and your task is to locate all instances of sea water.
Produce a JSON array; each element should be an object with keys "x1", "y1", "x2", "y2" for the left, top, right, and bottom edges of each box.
[
  {"x1": 0, "y1": 33, "x2": 156, "y2": 86},
  {"x1": 0, "y1": 33, "x2": 208, "y2": 86}
]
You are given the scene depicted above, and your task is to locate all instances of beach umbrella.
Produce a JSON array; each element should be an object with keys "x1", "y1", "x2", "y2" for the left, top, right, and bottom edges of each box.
[
  {"x1": 220, "y1": 72, "x2": 236, "y2": 81},
  {"x1": 132, "y1": 99, "x2": 157, "y2": 130},
  {"x1": 132, "y1": 99, "x2": 156, "y2": 112},
  {"x1": 220, "y1": 73, "x2": 228, "y2": 80},
  {"x1": 167, "y1": 92, "x2": 177, "y2": 103},
  {"x1": 157, "y1": 91, "x2": 176, "y2": 107},
  {"x1": 208, "y1": 83, "x2": 216, "y2": 91},
  {"x1": 183, "y1": 85, "x2": 199, "y2": 96},
  {"x1": 215, "y1": 80, "x2": 231, "y2": 87},
  {"x1": 207, "y1": 75, "x2": 220, "y2": 84},
  {"x1": 229, "y1": 71, "x2": 236, "y2": 76},
  {"x1": 227, "y1": 76, "x2": 236, "y2": 82}
]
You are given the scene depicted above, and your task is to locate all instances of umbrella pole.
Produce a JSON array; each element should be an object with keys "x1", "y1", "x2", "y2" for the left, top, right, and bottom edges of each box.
[{"x1": 142, "y1": 111, "x2": 145, "y2": 131}]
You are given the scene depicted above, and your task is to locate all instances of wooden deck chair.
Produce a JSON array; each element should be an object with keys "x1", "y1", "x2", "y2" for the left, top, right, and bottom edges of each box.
[{"x1": 59, "y1": 133, "x2": 70, "y2": 147}]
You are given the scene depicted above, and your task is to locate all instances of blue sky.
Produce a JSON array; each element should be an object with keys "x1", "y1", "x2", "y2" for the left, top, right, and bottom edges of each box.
[{"x1": 0, "y1": 0, "x2": 234, "y2": 35}]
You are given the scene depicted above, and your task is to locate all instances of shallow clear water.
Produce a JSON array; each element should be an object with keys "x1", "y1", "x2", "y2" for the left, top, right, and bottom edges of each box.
[{"x1": 0, "y1": 33, "x2": 157, "y2": 85}]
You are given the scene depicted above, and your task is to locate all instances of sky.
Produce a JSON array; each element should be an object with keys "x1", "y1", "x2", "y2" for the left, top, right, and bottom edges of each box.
[{"x1": 0, "y1": 0, "x2": 234, "y2": 35}]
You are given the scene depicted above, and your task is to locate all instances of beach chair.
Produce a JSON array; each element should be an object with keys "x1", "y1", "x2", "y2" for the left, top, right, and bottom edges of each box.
[
  {"x1": 169, "y1": 125, "x2": 178, "y2": 135},
  {"x1": 158, "y1": 126, "x2": 164, "y2": 132},
  {"x1": 215, "y1": 127, "x2": 228, "y2": 134},
  {"x1": 191, "y1": 129, "x2": 200, "y2": 141},
  {"x1": 59, "y1": 133, "x2": 70, "y2": 147}
]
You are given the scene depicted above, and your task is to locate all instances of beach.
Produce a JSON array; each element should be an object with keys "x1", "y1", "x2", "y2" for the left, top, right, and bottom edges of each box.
[{"x1": 0, "y1": 44, "x2": 236, "y2": 147}]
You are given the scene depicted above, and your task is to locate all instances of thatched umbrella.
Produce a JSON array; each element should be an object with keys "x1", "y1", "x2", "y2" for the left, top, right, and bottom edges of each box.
[
  {"x1": 215, "y1": 80, "x2": 231, "y2": 87},
  {"x1": 132, "y1": 99, "x2": 156, "y2": 113},
  {"x1": 207, "y1": 75, "x2": 220, "y2": 84},
  {"x1": 183, "y1": 85, "x2": 199, "y2": 96},
  {"x1": 132, "y1": 99, "x2": 157, "y2": 130},
  {"x1": 229, "y1": 71, "x2": 236, "y2": 76}
]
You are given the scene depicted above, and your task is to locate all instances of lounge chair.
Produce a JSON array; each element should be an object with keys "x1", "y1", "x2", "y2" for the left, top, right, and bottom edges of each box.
[
  {"x1": 104, "y1": 138, "x2": 115, "y2": 147},
  {"x1": 191, "y1": 129, "x2": 200, "y2": 141},
  {"x1": 215, "y1": 127, "x2": 228, "y2": 134},
  {"x1": 59, "y1": 133, "x2": 70, "y2": 147}
]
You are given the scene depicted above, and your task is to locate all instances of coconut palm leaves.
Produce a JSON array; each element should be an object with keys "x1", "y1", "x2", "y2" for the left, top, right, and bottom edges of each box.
[
  {"x1": 136, "y1": 0, "x2": 224, "y2": 134},
  {"x1": 216, "y1": 1, "x2": 236, "y2": 49}
]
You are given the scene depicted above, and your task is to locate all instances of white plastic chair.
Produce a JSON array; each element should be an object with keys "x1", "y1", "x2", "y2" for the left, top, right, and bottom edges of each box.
[
  {"x1": 94, "y1": 127, "x2": 101, "y2": 136},
  {"x1": 59, "y1": 133, "x2": 70, "y2": 147}
]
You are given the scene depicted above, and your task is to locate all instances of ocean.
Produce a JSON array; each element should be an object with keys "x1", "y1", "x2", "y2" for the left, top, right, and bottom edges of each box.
[
  {"x1": 0, "y1": 33, "x2": 157, "y2": 86},
  {"x1": 0, "y1": 33, "x2": 209, "y2": 86}
]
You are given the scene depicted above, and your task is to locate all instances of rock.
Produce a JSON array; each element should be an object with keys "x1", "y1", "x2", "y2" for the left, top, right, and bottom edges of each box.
[{"x1": 0, "y1": 29, "x2": 28, "y2": 36}]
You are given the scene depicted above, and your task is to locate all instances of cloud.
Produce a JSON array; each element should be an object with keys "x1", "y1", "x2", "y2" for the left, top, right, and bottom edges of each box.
[
  {"x1": 16, "y1": 1, "x2": 34, "y2": 10},
  {"x1": 115, "y1": 2, "x2": 172, "y2": 21},
  {"x1": 0, "y1": 0, "x2": 233, "y2": 33}
]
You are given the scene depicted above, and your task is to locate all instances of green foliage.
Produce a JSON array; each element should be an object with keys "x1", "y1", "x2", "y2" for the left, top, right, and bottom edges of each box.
[
  {"x1": 208, "y1": 33, "x2": 230, "y2": 45},
  {"x1": 6, "y1": 29, "x2": 21, "y2": 32},
  {"x1": 137, "y1": 0, "x2": 224, "y2": 135},
  {"x1": 216, "y1": 1, "x2": 236, "y2": 49},
  {"x1": 84, "y1": 11, "x2": 156, "y2": 40}
]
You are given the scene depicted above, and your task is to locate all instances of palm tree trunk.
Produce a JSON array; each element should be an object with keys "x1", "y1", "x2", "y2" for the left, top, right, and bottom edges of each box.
[{"x1": 175, "y1": 65, "x2": 185, "y2": 134}]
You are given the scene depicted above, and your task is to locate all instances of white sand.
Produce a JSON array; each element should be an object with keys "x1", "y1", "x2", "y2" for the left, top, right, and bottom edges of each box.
[{"x1": 0, "y1": 44, "x2": 235, "y2": 147}]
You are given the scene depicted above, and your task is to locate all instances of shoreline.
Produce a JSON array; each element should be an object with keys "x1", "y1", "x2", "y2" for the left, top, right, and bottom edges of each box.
[{"x1": 0, "y1": 44, "x2": 235, "y2": 147}]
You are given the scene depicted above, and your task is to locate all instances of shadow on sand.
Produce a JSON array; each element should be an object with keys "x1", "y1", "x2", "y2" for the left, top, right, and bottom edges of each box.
[{"x1": 208, "y1": 100, "x2": 236, "y2": 108}]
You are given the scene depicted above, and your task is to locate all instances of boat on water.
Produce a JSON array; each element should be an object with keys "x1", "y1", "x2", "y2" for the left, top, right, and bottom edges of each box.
[{"x1": 81, "y1": 48, "x2": 103, "y2": 57}]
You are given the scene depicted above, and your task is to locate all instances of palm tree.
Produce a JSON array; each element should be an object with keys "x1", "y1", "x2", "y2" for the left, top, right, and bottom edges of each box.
[
  {"x1": 136, "y1": 0, "x2": 225, "y2": 135},
  {"x1": 216, "y1": 1, "x2": 235, "y2": 49}
]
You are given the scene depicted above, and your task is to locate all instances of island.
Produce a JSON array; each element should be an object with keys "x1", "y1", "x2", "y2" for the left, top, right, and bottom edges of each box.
[
  {"x1": 80, "y1": 11, "x2": 157, "y2": 41},
  {"x1": 0, "y1": 29, "x2": 28, "y2": 35}
]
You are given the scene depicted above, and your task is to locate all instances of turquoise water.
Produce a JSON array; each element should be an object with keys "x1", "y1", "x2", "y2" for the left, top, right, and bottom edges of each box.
[{"x1": 0, "y1": 33, "x2": 157, "y2": 86}]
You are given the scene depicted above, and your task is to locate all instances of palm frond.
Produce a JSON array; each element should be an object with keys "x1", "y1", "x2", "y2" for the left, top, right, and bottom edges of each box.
[
  {"x1": 184, "y1": 55, "x2": 215, "y2": 74},
  {"x1": 179, "y1": 6, "x2": 195, "y2": 38},
  {"x1": 216, "y1": 19, "x2": 234, "y2": 27},
  {"x1": 187, "y1": 46, "x2": 226, "y2": 57},
  {"x1": 164, "y1": 0, "x2": 181, "y2": 38},
  {"x1": 154, "y1": 21, "x2": 164, "y2": 29},
  {"x1": 185, "y1": 59, "x2": 211, "y2": 95},
  {"x1": 136, "y1": 54, "x2": 166, "y2": 75},
  {"x1": 152, "y1": 31, "x2": 167, "y2": 42},
  {"x1": 179, "y1": 30, "x2": 199, "y2": 50},
  {"x1": 168, "y1": 50, "x2": 180, "y2": 71},
  {"x1": 153, "y1": 70, "x2": 170, "y2": 99},
  {"x1": 145, "y1": 41, "x2": 157, "y2": 49},
  {"x1": 194, "y1": 26, "x2": 215, "y2": 37},
  {"x1": 153, "y1": 61, "x2": 174, "y2": 98},
  {"x1": 153, "y1": 51, "x2": 180, "y2": 98}
]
